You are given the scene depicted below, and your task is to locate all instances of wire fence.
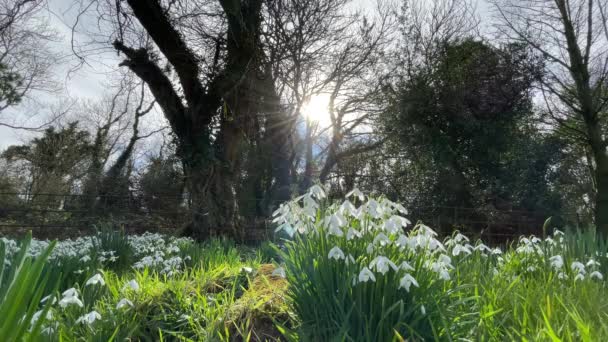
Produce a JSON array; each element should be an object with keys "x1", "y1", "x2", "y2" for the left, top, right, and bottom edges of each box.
[{"x1": 0, "y1": 192, "x2": 577, "y2": 243}]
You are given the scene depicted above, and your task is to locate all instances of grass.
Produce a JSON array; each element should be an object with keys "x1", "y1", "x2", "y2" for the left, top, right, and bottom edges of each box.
[{"x1": 0, "y1": 187, "x2": 607, "y2": 341}]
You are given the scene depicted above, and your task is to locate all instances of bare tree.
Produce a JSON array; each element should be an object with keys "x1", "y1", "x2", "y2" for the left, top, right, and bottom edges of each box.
[
  {"x1": 90, "y1": 0, "x2": 264, "y2": 239},
  {"x1": 492, "y1": 0, "x2": 608, "y2": 233},
  {"x1": 0, "y1": 0, "x2": 61, "y2": 128}
]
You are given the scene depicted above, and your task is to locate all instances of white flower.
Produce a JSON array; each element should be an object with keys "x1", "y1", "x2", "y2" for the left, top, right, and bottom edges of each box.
[
  {"x1": 452, "y1": 244, "x2": 472, "y2": 257},
  {"x1": 366, "y1": 199, "x2": 383, "y2": 218},
  {"x1": 309, "y1": 184, "x2": 326, "y2": 199},
  {"x1": 369, "y1": 256, "x2": 398, "y2": 275},
  {"x1": 549, "y1": 255, "x2": 564, "y2": 269},
  {"x1": 327, "y1": 214, "x2": 346, "y2": 237},
  {"x1": 76, "y1": 311, "x2": 101, "y2": 325},
  {"x1": 40, "y1": 295, "x2": 56, "y2": 305},
  {"x1": 418, "y1": 224, "x2": 438, "y2": 237},
  {"x1": 116, "y1": 298, "x2": 134, "y2": 309},
  {"x1": 272, "y1": 267, "x2": 286, "y2": 278},
  {"x1": 62, "y1": 288, "x2": 78, "y2": 298},
  {"x1": 394, "y1": 203, "x2": 408, "y2": 215},
  {"x1": 59, "y1": 296, "x2": 83, "y2": 308},
  {"x1": 571, "y1": 262, "x2": 586, "y2": 274},
  {"x1": 438, "y1": 254, "x2": 452, "y2": 267},
  {"x1": 346, "y1": 188, "x2": 365, "y2": 201},
  {"x1": 241, "y1": 267, "x2": 253, "y2": 273},
  {"x1": 574, "y1": 273, "x2": 585, "y2": 281},
  {"x1": 346, "y1": 227, "x2": 362, "y2": 240},
  {"x1": 395, "y1": 234, "x2": 409, "y2": 249},
  {"x1": 366, "y1": 243, "x2": 374, "y2": 254},
  {"x1": 420, "y1": 305, "x2": 426, "y2": 315},
  {"x1": 558, "y1": 272, "x2": 567, "y2": 280},
  {"x1": 85, "y1": 273, "x2": 105, "y2": 287},
  {"x1": 31, "y1": 309, "x2": 53, "y2": 326},
  {"x1": 340, "y1": 200, "x2": 357, "y2": 216},
  {"x1": 79, "y1": 255, "x2": 91, "y2": 262},
  {"x1": 590, "y1": 271, "x2": 603, "y2": 280},
  {"x1": 400, "y1": 261, "x2": 415, "y2": 271},
  {"x1": 328, "y1": 246, "x2": 345, "y2": 261},
  {"x1": 373, "y1": 233, "x2": 390, "y2": 246},
  {"x1": 398, "y1": 274, "x2": 419, "y2": 292},
  {"x1": 587, "y1": 259, "x2": 601, "y2": 267},
  {"x1": 123, "y1": 279, "x2": 140, "y2": 292},
  {"x1": 345, "y1": 254, "x2": 356, "y2": 265},
  {"x1": 358, "y1": 267, "x2": 376, "y2": 282}
]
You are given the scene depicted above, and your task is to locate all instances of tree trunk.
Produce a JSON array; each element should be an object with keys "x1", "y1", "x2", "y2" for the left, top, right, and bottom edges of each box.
[
  {"x1": 301, "y1": 118, "x2": 314, "y2": 192},
  {"x1": 185, "y1": 123, "x2": 242, "y2": 240}
]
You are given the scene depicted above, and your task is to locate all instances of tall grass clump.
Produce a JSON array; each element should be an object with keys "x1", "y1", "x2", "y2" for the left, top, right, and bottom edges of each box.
[
  {"x1": 0, "y1": 232, "x2": 57, "y2": 341},
  {"x1": 274, "y1": 185, "x2": 608, "y2": 341}
]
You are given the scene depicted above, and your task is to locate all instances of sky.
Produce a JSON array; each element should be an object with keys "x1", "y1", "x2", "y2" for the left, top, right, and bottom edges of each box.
[{"x1": 0, "y1": 0, "x2": 493, "y2": 150}]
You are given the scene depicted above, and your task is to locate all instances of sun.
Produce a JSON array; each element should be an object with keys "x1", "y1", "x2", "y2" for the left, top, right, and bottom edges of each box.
[{"x1": 301, "y1": 94, "x2": 332, "y2": 127}]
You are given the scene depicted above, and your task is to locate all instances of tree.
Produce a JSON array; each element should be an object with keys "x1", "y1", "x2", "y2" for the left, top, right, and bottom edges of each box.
[
  {"x1": 0, "y1": 0, "x2": 60, "y2": 129},
  {"x1": 378, "y1": 39, "x2": 562, "y2": 222},
  {"x1": 1, "y1": 122, "x2": 92, "y2": 207},
  {"x1": 107, "y1": 0, "x2": 263, "y2": 239},
  {"x1": 492, "y1": 0, "x2": 608, "y2": 233}
]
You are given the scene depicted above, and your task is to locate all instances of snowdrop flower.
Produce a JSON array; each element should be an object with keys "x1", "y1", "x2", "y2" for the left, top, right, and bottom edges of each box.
[
  {"x1": 366, "y1": 199, "x2": 383, "y2": 218},
  {"x1": 574, "y1": 273, "x2": 585, "y2": 281},
  {"x1": 590, "y1": 271, "x2": 603, "y2": 280},
  {"x1": 420, "y1": 305, "x2": 426, "y2": 315},
  {"x1": 309, "y1": 184, "x2": 326, "y2": 199},
  {"x1": 549, "y1": 255, "x2": 564, "y2": 269},
  {"x1": 346, "y1": 227, "x2": 362, "y2": 240},
  {"x1": 452, "y1": 244, "x2": 472, "y2": 257},
  {"x1": 418, "y1": 224, "x2": 438, "y2": 237},
  {"x1": 345, "y1": 254, "x2": 356, "y2": 265},
  {"x1": 369, "y1": 256, "x2": 398, "y2": 275},
  {"x1": 390, "y1": 215, "x2": 411, "y2": 228},
  {"x1": 85, "y1": 273, "x2": 105, "y2": 287},
  {"x1": 346, "y1": 188, "x2": 365, "y2": 201},
  {"x1": 558, "y1": 272, "x2": 567, "y2": 280},
  {"x1": 327, "y1": 214, "x2": 346, "y2": 237},
  {"x1": 123, "y1": 279, "x2": 140, "y2": 292},
  {"x1": 395, "y1": 234, "x2": 409, "y2": 249},
  {"x1": 400, "y1": 261, "x2": 415, "y2": 272},
  {"x1": 76, "y1": 311, "x2": 101, "y2": 325},
  {"x1": 79, "y1": 255, "x2": 91, "y2": 262},
  {"x1": 358, "y1": 267, "x2": 376, "y2": 282},
  {"x1": 399, "y1": 274, "x2": 419, "y2": 292},
  {"x1": 474, "y1": 243, "x2": 491, "y2": 254},
  {"x1": 31, "y1": 310, "x2": 53, "y2": 326},
  {"x1": 59, "y1": 295, "x2": 83, "y2": 308},
  {"x1": 394, "y1": 203, "x2": 408, "y2": 215},
  {"x1": 40, "y1": 295, "x2": 56, "y2": 305},
  {"x1": 340, "y1": 200, "x2": 357, "y2": 216},
  {"x1": 62, "y1": 288, "x2": 78, "y2": 298},
  {"x1": 328, "y1": 246, "x2": 345, "y2": 261},
  {"x1": 571, "y1": 262, "x2": 586, "y2": 274},
  {"x1": 116, "y1": 298, "x2": 134, "y2": 310},
  {"x1": 438, "y1": 268, "x2": 451, "y2": 281},
  {"x1": 366, "y1": 243, "x2": 374, "y2": 254},
  {"x1": 491, "y1": 248, "x2": 503, "y2": 255},
  {"x1": 373, "y1": 233, "x2": 390, "y2": 247},
  {"x1": 438, "y1": 254, "x2": 452, "y2": 267},
  {"x1": 272, "y1": 267, "x2": 286, "y2": 278},
  {"x1": 587, "y1": 259, "x2": 601, "y2": 267},
  {"x1": 454, "y1": 232, "x2": 470, "y2": 243}
]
